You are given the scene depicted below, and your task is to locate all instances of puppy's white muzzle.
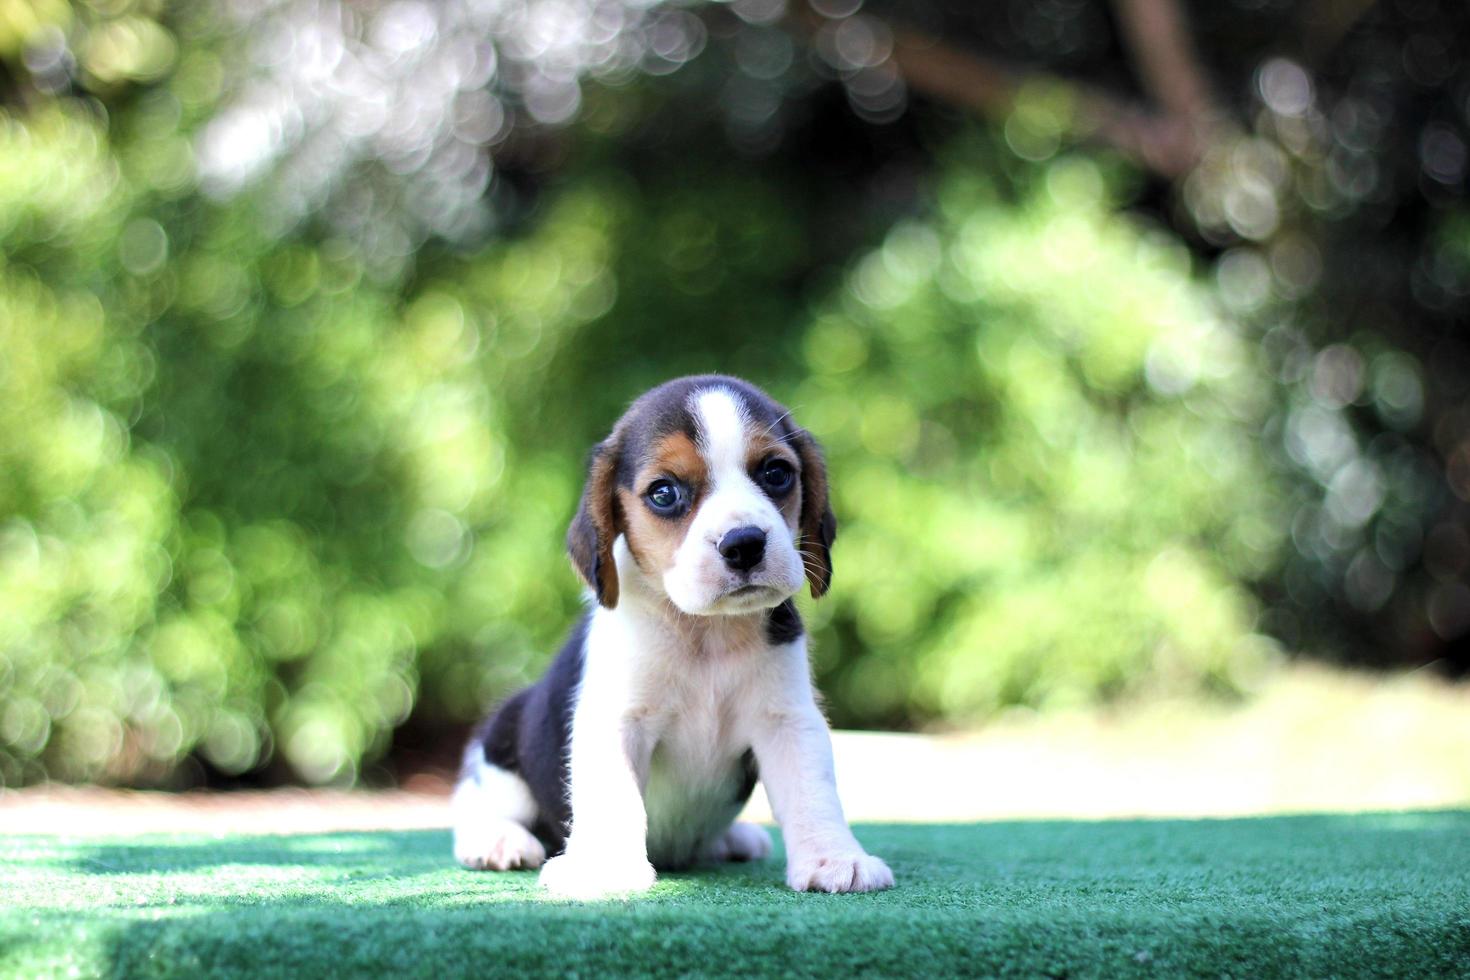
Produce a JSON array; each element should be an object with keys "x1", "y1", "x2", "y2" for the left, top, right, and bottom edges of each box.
[{"x1": 664, "y1": 502, "x2": 804, "y2": 615}]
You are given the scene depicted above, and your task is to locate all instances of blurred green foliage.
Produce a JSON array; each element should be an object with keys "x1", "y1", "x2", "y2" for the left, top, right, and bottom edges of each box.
[
  {"x1": 0, "y1": 73, "x2": 1285, "y2": 786},
  {"x1": 25, "y1": 0, "x2": 1470, "y2": 789},
  {"x1": 799, "y1": 157, "x2": 1284, "y2": 723}
]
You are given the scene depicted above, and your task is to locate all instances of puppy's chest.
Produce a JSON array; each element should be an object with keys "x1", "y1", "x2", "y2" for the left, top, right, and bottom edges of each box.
[
  {"x1": 634, "y1": 645, "x2": 765, "y2": 866},
  {"x1": 641, "y1": 687, "x2": 752, "y2": 868},
  {"x1": 639, "y1": 655, "x2": 756, "y2": 769},
  {"x1": 629, "y1": 618, "x2": 768, "y2": 724}
]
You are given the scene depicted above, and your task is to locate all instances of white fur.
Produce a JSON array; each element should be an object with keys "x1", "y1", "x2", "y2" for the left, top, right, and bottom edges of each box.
[
  {"x1": 538, "y1": 536, "x2": 892, "y2": 898},
  {"x1": 452, "y1": 751, "x2": 548, "y2": 870},
  {"x1": 662, "y1": 388, "x2": 805, "y2": 616},
  {"x1": 694, "y1": 387, "x2": 748, "y2": 477}
]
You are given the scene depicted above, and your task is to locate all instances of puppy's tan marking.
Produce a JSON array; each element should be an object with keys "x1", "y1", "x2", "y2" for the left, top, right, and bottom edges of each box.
[
  {"x1": 567, "y1": 441, "x2": 623, "y2": 607},
  {"x1": 649, "y1": 431, "x2": 708, "y2": 490},
  {"x1": 621, "y1": 432, "x2": 707, "y2": 576}
]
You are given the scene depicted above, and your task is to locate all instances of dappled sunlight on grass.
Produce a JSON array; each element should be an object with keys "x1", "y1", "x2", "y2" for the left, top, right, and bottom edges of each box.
[
  {"x1": 1347, "y1": 811, "x2": 1469, "y2": 834},
  {"x1": 279, "y1": 835, "x2": 398, "y2": 857}
]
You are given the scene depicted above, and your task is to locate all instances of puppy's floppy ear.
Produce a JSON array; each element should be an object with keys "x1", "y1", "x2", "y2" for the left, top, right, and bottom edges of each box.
[
  {"x1": 566, "y1": 438, "x2": 622, "y2": 608},
  {"x1": 791, "y1": 427, "x2": 837, "y2": 598}
]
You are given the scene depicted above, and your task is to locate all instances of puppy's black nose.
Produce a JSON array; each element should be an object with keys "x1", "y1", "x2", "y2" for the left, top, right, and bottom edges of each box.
[{"x1": 718, "y1": 526, "x2": 766, "y2": 572}]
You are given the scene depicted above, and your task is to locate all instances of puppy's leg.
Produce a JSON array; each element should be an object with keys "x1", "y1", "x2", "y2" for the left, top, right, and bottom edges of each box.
[
  {"x1": 452, "y1": 750, "x2": 547, "y2": 871},
  {"x1": 707, "y1": 821, "x2": 773, "y2": 863},
  {"x1": 752, "y1": 708, "x2": 893, "y2": 894},
  {"x1": 538, "y1": 711, "x2": 657, "y2": 898}
]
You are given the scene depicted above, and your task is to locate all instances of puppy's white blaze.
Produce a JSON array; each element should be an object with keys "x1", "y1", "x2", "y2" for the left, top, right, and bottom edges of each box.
[
  {"x1": 693, "y1": 387, "x2": 770, "y2": 530},
  {"x1": 662, "y1": 387, "x2": 804, "y2": 614},
  {"x1": 692, "y1": 388, "x2": 749, "y2": 485}
]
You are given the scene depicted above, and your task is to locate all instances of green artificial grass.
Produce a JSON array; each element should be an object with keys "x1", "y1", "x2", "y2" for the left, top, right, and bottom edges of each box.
[{"x1": 3, "y1": 813, "x2": 1468, "y2": 978}]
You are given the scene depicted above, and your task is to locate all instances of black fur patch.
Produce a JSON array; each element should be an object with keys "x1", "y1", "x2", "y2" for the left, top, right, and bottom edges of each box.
[
  {"x1": 472, "y1": 613, "x2": 588, "y2": 855},
  {"x1": 610, "y1": 374, "x2": 793, "y2": 492},
  {"x1": 765, "y1": 599, "x2": 804, "y2": 646},
  {"x1": 734, "y1": 748, "x2": 759, "y2": 806}
]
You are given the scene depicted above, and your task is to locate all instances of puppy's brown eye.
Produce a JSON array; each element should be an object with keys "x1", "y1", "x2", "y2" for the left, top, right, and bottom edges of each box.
[
  {"x1": 759, "y1": 460, "x2": 795, "y2": 495},
  {"x1": 646, "y1": 479, "x2": 685, "y2": 514}
]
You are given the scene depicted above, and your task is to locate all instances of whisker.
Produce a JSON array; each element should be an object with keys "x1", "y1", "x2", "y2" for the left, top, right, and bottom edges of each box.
[{"x1": 757, "y1": 410, "x2": 794, "y2": 441}]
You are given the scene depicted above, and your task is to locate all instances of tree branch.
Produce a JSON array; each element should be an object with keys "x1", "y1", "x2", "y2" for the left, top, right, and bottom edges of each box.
[
  {"x1": 1109, "y1": 0, "x2": 1219, "y2": 121},
  {"x1": 886, "y1": 28, "x2": 1206, "y2": 178}
]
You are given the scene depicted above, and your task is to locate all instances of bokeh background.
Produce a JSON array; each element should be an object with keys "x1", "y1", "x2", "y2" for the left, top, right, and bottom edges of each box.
[{"x1": 1, "y1": 0, "x2": 1467, "y2": 791}]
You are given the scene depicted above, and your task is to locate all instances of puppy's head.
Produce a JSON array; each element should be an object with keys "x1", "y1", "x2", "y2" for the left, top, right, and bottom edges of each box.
[{"x1": 567, "y1": 375, "x2": 835, "y2": 615}]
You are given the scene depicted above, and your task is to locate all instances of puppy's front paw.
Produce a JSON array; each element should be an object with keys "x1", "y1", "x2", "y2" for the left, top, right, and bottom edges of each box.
[
  {"x1": 787, "y1": 852, "x2": 894, "y2": 894},
  {"x1": 538, "y1": 852, "x2": 657, "y2": 899}
]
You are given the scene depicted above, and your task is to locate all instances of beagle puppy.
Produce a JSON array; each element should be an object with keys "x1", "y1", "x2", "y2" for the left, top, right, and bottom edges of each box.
[{"x1": 451, "y1": 374, "x2": 893, "y2": 897}]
